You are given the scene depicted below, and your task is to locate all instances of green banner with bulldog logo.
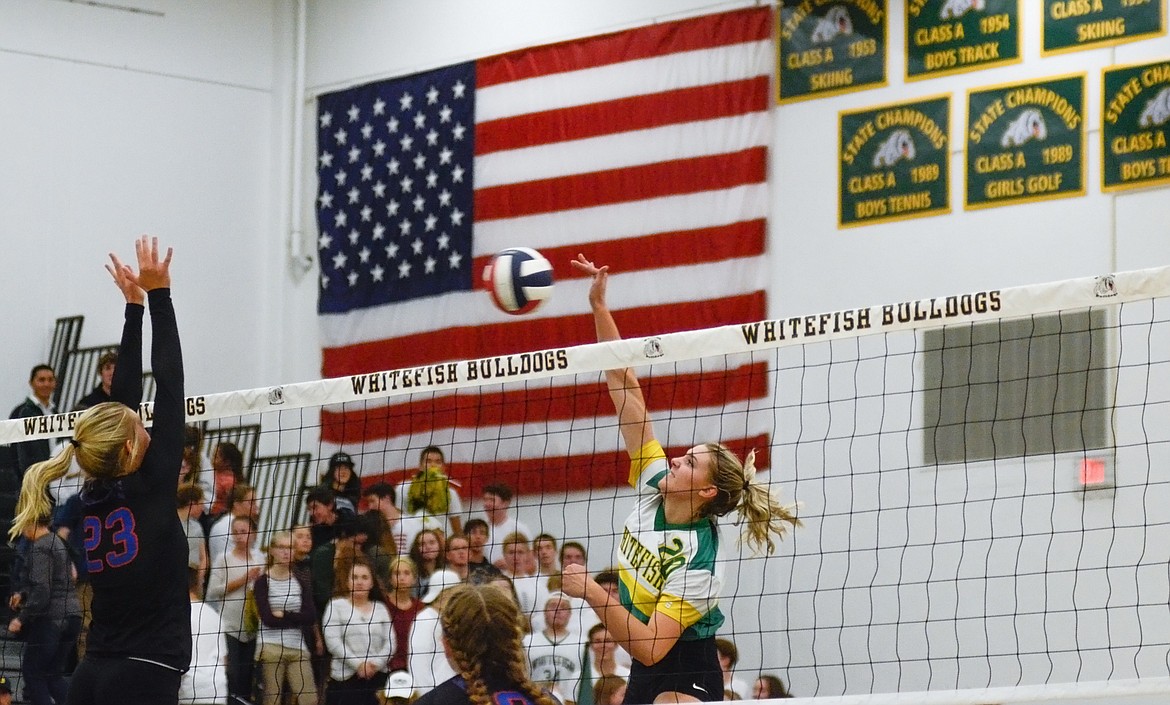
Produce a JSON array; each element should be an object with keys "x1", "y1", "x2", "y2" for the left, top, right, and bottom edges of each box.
[
  {"x1": 965, "y1": 74, "x2": 1086, "y2": 209},
  {"x1": 778, "y1": 0, "x2": 888, "y2": 103},
  {"x1": 906, "y1": 0, "x2": 1021, "y2": 81},
  {"x1": 1102, "y1": 59, "x2": 1170, "y2": 191},
  {"x1": 839, "y1": 95, "x2": 951, "y2": 227},
  {"x1": 1042, "y1": 0, "x2": 1167, "y2": 55}
]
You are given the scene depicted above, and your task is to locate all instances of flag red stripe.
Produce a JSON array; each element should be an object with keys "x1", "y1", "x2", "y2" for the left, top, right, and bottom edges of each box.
[
  {"x1": 471, "y1": 220, "x2": 766, "y2": 289},
  {"x1": 476, "y1": 7, "x2": 771, "y2": 88},
  {"x1": 322, "y1": 291, "x2": 766, "y2": 378},
  {"x1": 475, "y1": 147, "x2": 766, "y2": 221},
  {"x1": 360, "y1": 434, "x2": 772, "y2": 496},
  {"x1": 321, "y1": 361, "x2": 770, "y2": 444},
  {"x1": 476, "y1": 77, "x2": 769, "y2": 155}
]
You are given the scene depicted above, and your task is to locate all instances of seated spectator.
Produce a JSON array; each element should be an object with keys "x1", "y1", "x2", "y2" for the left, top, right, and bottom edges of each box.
[
  {"x1": 201, "y1": 441, "x2": 245, "y2": 535},
  {"x1": 207, "y1": 483, "x2": 260, "y2": 563},
  {"x1": 581, "y1": 624, "x2": 629, "y2": 702},
  {"x1": 74, "y1": 351, "x2": 117, "y2": 411},
  {"x1": 7, "y1": 513, "x2": 81, "y2": 705},
  {"x1": 322, "y1": 452, "x2": 363, "y2": 509},
  {"x1": 306, "y1": 485, "x2": 343, "y2": 550},
  {"x1": 716, "y1": 637, "x2": 749, "y2": 700},
  {"x1": 397, "y1": 446, "x2": 463, "y2": 537},
  {"x1": 309, "y1": 512, "x2": 359, "y2": 617},
  {"x1": 408, "y1": 529, "x2": 446, "y2": 601},
  {"x1": 356, "y1": 511, "x2": 394, "y2": 588},
  {"x1": 444, "y1": 534, "x2": 471, "y2": 581},
  {"x1": 290, "y1": 523, "x2": 314, "y2": 577},
  {"x1": 524, "y1": 592, "x2": 584, "y2": 705},
  {"x1": 407, "y1": 569, "x2": 461, "y2": 695},
  {"x1": 473, "y1": 573, "x2": 532, "y2": 635},
  {"x1": 9, "y1": 364, "x2": 57, "y2": 480},
  {"x1": 463, "y1": 518, "x2": 502, "y2": 581},
  {"x1": 254, "y1": 531, "x2": 318, "y2": 705},
  {"x1": 479, "y1": 482, "x2": 531, "y2": 567},
  {"x1": 205, "y1": 515, "x2": 264, "y2": 704},
  {"x1": 533, "y1": 533, "x2": 560, "y2": 582},
  {"x1": 176, "y1": 483, "x2": 208, "y2": 591},
  {"x1": 180, "y1": 569, "x2": 228, "y2": 705},
  {"x1": 592, "y1": 675, "x2": 627, "y2": 705},
  {"x1": 385, "y1": 557, "x2": 424, "y2": 673},
  {"x1": 501, "y1": 532, "x2": 546, "y2": 626},
  {"x1": 323, "y1": 559, "x2": 393, "y2": 705},
  {"x1": 753, "y1": 674, "x2": 793, "y2": 699},
  {"x1": 361, "y1": 482, "x2": 425, "y2": 555}
]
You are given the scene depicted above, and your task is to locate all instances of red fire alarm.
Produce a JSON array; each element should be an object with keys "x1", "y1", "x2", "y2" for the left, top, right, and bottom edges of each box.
[{"x1": 1079, "y1": 458, "x2": 1107, "y2": 487}]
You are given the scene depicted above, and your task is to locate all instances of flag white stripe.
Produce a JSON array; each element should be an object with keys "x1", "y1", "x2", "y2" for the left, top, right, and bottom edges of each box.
[
  {"x1": 319, "y1": 399, "x2": 774, "y2": 464},
  {"x1": 476, "y1": 41, "x2": 773, "y2": 122},
  {"x1": 474, "y1": 113, "x2": 770, "y2": 188},
  {"x1": 319, "y1": 256, "x2": 767, "y2": 348},
  {"x1": 473, "y1": 183, "x2": 769, "y2": 255}
]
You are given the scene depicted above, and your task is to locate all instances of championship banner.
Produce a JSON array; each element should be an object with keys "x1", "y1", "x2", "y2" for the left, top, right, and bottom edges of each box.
[
  {"x1": 1102, "y1": 59, "x2": 1170, "y2": 191},
  {"x1": 777, "y1": 0, "x2": 888, "y2": 103},
  {"x1": 906, "y1": 0, "x2": 1021, "y2": 81},
  {"x1": 1042, "y1": 0, "x2": 1167, "y2": 55},
  {"x1": 965, "y1": 74, "x2": 1086, "y2": 210},
  {"x1": 839, "y1": 95, "x2": 951, "y2": 227}
]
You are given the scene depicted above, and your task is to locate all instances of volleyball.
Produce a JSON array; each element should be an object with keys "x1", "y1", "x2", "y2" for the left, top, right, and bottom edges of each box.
[{"x1": 483, "y1": 247, "x2": 554, "y2": 315}]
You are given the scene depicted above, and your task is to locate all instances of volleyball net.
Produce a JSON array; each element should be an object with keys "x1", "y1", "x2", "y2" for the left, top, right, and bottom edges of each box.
[{"x1": 5, "y1": 265, "x2": 1170, "y2": 703}]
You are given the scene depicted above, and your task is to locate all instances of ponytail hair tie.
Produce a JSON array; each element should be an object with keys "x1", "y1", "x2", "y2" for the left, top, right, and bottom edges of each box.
[
  {"x1": 68, "y1": 438, "x2": 80, "y2": 449},
  {"x1": 742, "y1": 479, "x2": 751, "y2": 492}
]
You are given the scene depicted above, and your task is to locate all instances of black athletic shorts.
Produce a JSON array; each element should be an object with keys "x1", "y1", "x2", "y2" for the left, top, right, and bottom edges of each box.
[
  {"x1": 624, "y1": 636, "x2": 722, "y2": 704},
  {"x1": 66, "y1": 655, "x2": 183, "y2": 705}
]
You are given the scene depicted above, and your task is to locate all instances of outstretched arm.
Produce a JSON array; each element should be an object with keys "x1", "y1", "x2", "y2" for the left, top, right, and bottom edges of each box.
[
  {"x1": 560, "y1": 563, "x2": 683, "y2": 666},
  {"x1": 105, "y1": 250, "x2": 145, "y2": 408},
  {"x1": 571, "y1": 255, "x2": 655, "y2": 459}
]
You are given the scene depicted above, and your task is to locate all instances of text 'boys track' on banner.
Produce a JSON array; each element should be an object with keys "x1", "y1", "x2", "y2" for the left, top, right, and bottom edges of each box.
[
  {"x1": 905, "y1": 0, "x2": 1021, "y2": 82},
  {"x1": 1102, "y1": 58, "x2": 1170, "y2": 192}
]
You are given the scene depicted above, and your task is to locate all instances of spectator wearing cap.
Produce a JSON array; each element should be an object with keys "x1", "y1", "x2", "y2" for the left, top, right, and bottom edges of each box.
[
  {"x1": 323, "y1": 452, "x2": 362, "y2": 509},
  {"x1": 407, "y1": 569, "x2": 462, "y2": 695},
  {"x1": 383, "y1": 670, "x2": 414, "y2": 704}
]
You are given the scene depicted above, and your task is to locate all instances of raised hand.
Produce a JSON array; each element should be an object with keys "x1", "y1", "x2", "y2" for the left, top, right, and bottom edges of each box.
[
  {"x1": 106, "y1": 253, "x2": 144, "y2": 305},
  {"x1": 133, "y1": 235, "x2": 173, "y2": 291},
  {"x1": 571, "y1": 253, "x2": 609, "y2": 311}
]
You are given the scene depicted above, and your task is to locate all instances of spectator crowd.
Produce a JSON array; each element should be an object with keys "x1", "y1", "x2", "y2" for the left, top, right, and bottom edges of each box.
[{"x1": 4, "y1": 362, "x2": 792, "y2": 704}]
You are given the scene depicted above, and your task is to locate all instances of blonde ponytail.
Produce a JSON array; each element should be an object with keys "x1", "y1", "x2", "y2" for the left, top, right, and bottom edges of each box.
[
  {"x1": 9, "y1": 448, "x2": 74, "y2": 542},
  {"x1": 704, "y1": 444, "x2": 801, "y2": 555},
  {"x1": 8, "y1": 402, "x2": 142, "y2": 543}
]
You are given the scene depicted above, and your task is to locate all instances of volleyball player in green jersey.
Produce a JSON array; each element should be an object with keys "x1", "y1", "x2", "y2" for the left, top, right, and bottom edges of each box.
[{"x1": 563, "y1": 255, "x2": 800, "y2": 705}]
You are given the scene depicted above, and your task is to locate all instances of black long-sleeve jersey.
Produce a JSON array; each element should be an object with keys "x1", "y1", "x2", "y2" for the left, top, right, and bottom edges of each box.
[{"x1": 80, "y1": 288, "x2": 190, "y2": 669}]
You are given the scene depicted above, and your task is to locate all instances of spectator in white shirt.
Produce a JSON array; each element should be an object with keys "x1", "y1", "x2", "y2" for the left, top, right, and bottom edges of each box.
[
  {"x1": 179, "y1": 571, "x2": 228, "y2": 705},
  {"x1": 207, "y1": 483, "x2": 259, "y2": 563},
  {"x1": 361, "y1": 482, "x2": 425, "y2": 556},
  {"x1": 323, "y1": 560, "x2": 393, "y2": 705},
  {"x1": 480, "y1": 483, "x2": 532, "y2": 567}
]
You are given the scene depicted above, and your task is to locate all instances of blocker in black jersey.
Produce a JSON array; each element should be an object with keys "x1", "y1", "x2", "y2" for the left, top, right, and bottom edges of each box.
[{"x1": 66, "y1": 238, "x2": 190, "y2": 705}]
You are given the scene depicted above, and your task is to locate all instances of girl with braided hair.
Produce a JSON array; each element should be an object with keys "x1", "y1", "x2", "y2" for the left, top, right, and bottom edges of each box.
[
  {"x1": 562, "y1": 255, "x2": 801, "y2": 705},
  {"x1": 414, "y1": 583, "x2": 558, "y2": 705}
]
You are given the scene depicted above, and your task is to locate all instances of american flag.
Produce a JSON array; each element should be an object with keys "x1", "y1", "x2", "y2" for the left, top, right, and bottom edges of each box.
[{"x1": 315, "y1": 7, "x2": 773, "y2": 495}]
